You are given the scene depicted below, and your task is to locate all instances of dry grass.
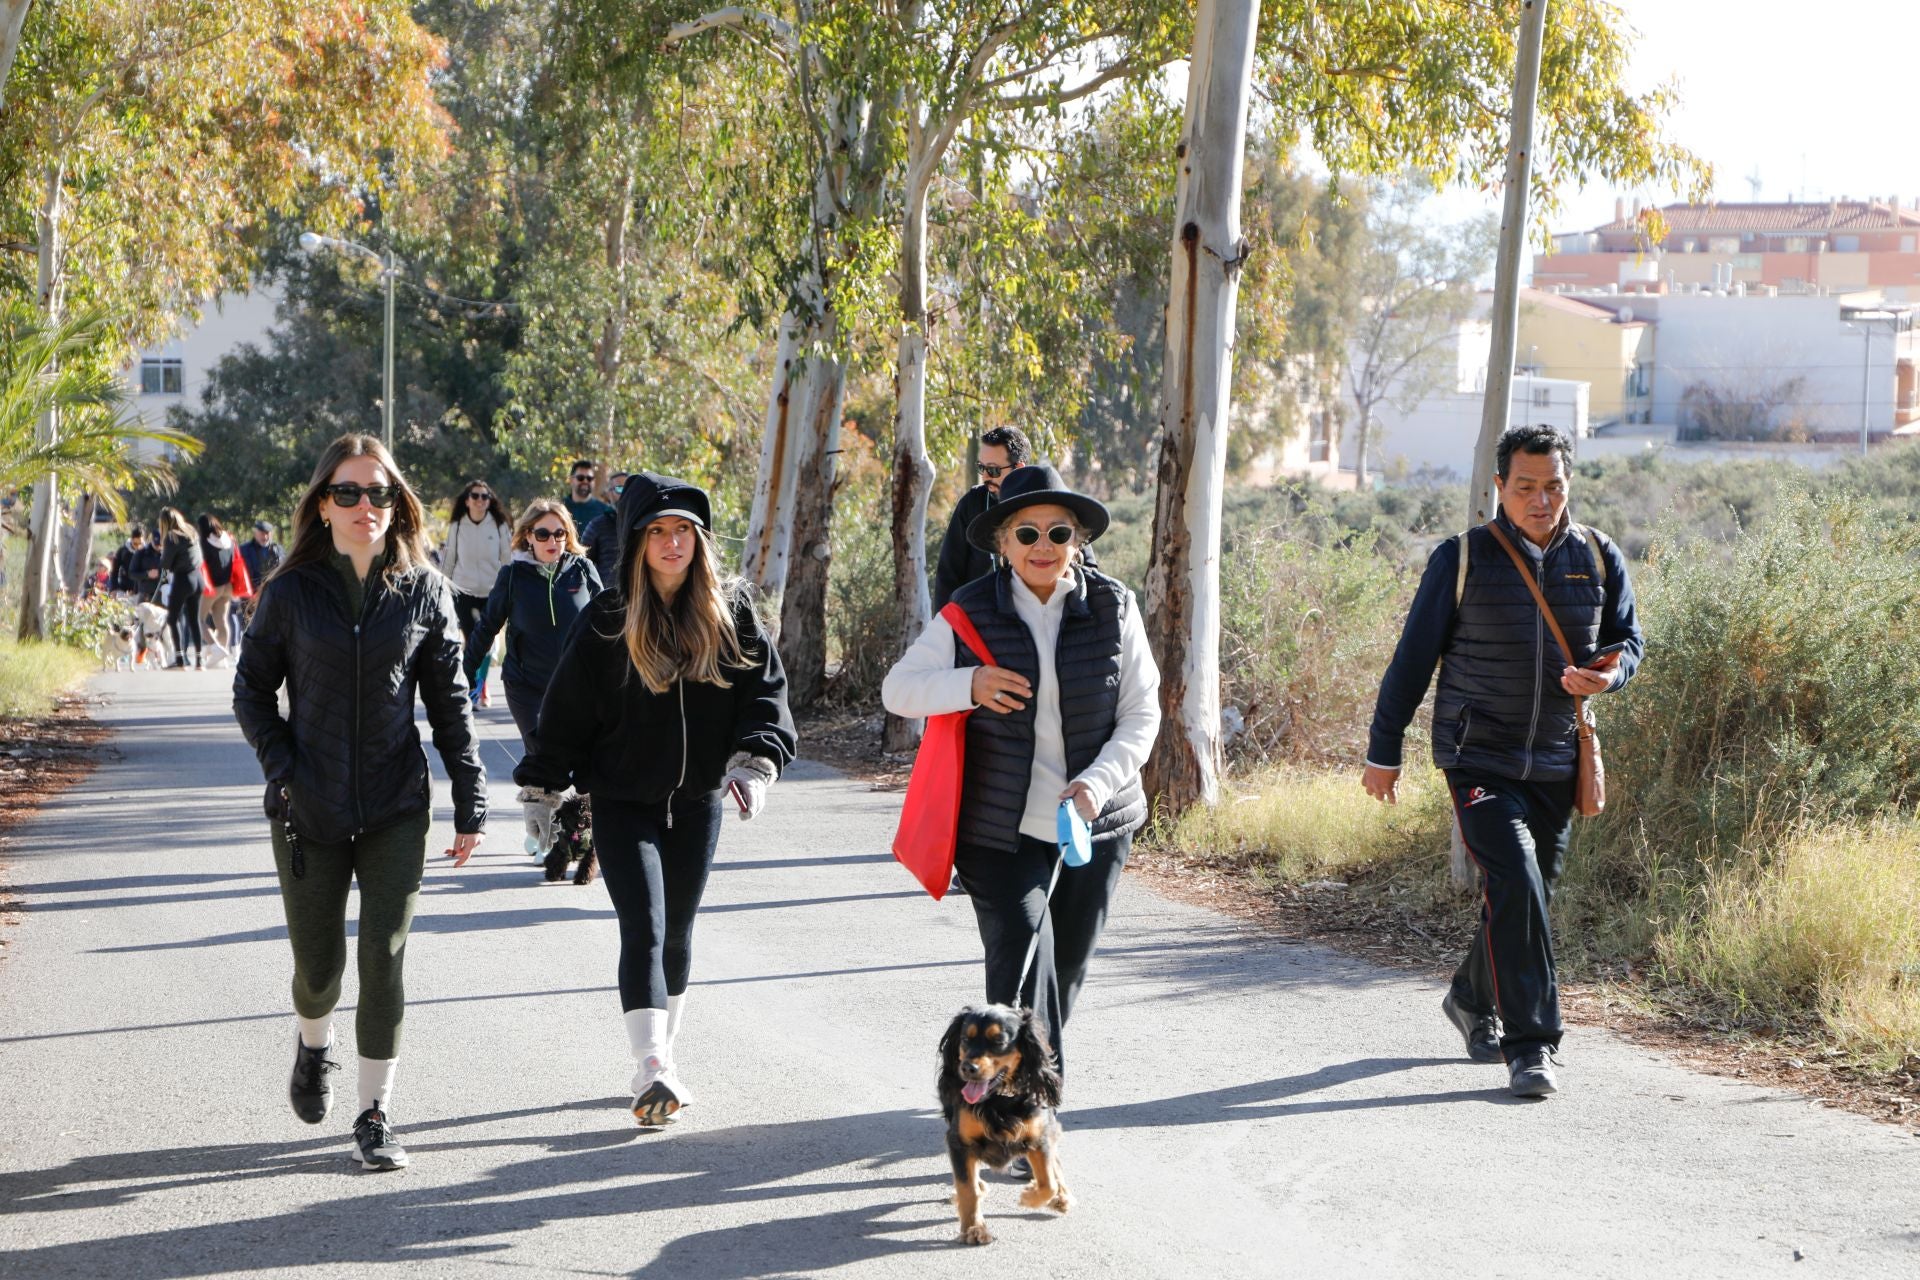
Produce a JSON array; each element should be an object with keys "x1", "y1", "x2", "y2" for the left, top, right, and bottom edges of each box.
[
  {"x1": 1165, "y1": 764, "x2": 1453, "y2": 888},
  {"x1": 1663, "y1": 822, "x2": 1920, "y2": 1071},
  {"x1": 0, "y1": 637, "x2": 95, "y2": 719}
]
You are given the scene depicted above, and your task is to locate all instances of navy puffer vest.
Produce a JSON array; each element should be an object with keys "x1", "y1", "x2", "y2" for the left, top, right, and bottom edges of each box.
[
  {"x1": 1432, "y1": 514, "x2": 1607, "y2": 781},
  {"x1": 949, "y1": 567, "x2": 1147, "y2": 852}
]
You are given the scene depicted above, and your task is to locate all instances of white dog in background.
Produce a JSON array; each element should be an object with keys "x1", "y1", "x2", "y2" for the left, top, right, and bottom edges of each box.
[
  {"x1": 102, "y1": 623, "x2": 139, "y2": 671},
  {"x1": 133, "y1": 601, "x2": 173, "y2": 669}
]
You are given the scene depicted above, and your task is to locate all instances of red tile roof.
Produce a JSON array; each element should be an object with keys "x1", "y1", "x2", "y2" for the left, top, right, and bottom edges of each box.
[{"x1": 1595, "y1": 201, "x2": 1920, "y2": 233}]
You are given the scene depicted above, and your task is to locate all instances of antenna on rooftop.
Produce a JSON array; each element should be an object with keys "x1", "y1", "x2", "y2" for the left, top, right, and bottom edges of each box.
[{"x1": 1746, "y1": 167, "x2": 1763, "y2": 201}]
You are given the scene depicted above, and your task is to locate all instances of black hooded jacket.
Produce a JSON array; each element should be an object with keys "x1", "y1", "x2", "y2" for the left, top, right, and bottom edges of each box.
[
  {"x1": 464, "y1": 550, "x2": 603, "y2": 694},
  {"x1": 233, "y1": 557, "x2": 487, "y2": 842},
  {"x1": 514, "y1": 472, "x2": 797, "y2": 805}
]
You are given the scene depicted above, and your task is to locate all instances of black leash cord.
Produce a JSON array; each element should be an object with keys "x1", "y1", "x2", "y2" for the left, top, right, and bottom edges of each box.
[{"x1": 281, "y1": 787, "x2": 305, "y2": 879}]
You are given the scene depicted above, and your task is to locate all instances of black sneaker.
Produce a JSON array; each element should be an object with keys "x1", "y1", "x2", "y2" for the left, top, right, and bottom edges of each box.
[
  {"x1": 1442, "y1": 991, "x2": 1504, "y2": 1064},
  {"x1": 350, "y1": 1107, "x2": 410, "y2": 1170},
  {"x1": 1507, "y1": 1046, "x2": 1560, "y2": 1098},
  {"x1": 288, "y1": 1037, "x2": 339, "y2": 1124}
]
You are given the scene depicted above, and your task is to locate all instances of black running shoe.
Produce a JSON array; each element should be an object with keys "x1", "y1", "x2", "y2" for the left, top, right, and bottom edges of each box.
[
  {"x1": 1507, "y1": 1046, "x2": 1560, "y2": 1098},
  {"x1": 1442, "y1": 991, "x2": 1505, "y2": 1064},
  {"x1": 350, "y1": 1107, "x2": 410, "y2": 1170},
  {"x1": 288, "y1": 1037, "x2": 339, "y2": 1124}
]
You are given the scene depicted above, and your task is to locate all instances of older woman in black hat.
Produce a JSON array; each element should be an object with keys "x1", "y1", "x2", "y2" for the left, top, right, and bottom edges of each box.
[{"x1": 883, "y1": 464, "x2": 1160, "y2": 1076}]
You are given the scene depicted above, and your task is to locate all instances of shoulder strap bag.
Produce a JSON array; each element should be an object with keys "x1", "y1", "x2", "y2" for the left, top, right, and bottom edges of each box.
[
  {"x1": 890, "y1": 602, "x2": 998, "y2": 899},
  {"x1": 1483, "y1": 521, "x2": 1607, "y2": 817}
]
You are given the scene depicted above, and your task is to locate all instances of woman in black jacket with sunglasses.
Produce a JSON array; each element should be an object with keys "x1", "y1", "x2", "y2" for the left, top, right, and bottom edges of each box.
[{"x1": 233, "y1": 433, "x2": 485, "y2": 1173}]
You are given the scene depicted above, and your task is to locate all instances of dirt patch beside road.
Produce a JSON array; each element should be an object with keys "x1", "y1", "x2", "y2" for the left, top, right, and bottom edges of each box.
[{"x1": 0, "y1": 693, "x2": 110, "y2": 967}]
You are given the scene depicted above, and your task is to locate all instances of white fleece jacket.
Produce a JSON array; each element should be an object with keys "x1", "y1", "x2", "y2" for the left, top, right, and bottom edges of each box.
[{"x1": 441, "y1": 514, "x2": 512, "y2": 598}]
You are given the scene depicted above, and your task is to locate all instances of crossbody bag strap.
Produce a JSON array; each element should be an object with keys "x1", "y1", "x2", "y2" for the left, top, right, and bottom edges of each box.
[
  {"x1": 1484, "y1": 520, "x2": 1585, "y2": 720},
  {"x1": 939, "y1": 600, "x2": 997, "y2": 668}
]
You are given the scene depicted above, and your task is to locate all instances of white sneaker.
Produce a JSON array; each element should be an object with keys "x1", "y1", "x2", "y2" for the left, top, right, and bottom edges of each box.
[{"x1": 625, "y1": 1008, "x2": 686, "y2": 1126}]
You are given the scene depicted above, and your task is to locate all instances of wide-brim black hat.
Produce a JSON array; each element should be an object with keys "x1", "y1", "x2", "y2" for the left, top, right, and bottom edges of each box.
[{"x1": 966, "y1": 463, "x2": 1109, "y2": 553}]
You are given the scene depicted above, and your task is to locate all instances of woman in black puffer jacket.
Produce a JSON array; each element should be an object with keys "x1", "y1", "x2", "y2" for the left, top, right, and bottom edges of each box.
[
  {"x1": 155, "y1": 507, "x2": 204, "y2": 668},
  {"x1": 516, "y1": 471, "x2": 795, "y2": 1127},
  {"x1": 232, "y1": 432, "x2": 486, "y2": 1173}
]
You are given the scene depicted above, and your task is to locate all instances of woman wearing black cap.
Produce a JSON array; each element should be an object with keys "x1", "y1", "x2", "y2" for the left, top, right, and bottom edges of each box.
[
  {"x1": 882, "y1": 464, "x2": 1160, "y2": 1077},
  {"x1": 516, "y1": 471, "x2": 797, "y2": 1126}
]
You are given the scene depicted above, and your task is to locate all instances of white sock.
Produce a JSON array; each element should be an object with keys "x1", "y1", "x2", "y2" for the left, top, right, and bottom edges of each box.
[
  {"x1": 297, "y1": 1017, "x2": 333, "y2": 1051},
  {"x1": 358, "y1": 1058, "x2": 398, "y2": 1116}
]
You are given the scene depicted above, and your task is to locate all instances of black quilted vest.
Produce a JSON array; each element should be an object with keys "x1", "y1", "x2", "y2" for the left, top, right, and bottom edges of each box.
[
  {"x1": 948, "y1": 566, "x2": 1147, "y2": 853},
  {"x1": 1432, "y1": 514, "x2": 1607, "y2": 781}
]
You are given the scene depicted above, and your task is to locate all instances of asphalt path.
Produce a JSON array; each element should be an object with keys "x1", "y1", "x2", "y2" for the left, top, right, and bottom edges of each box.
[{"x1": 1, "y1": 671, "x2": 1916, "y2": 1278}]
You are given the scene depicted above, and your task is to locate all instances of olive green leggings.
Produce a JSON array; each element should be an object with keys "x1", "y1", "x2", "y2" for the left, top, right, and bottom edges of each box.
[{"x1": 270, "y1": 807, "x2": 430, "y2": 1060}]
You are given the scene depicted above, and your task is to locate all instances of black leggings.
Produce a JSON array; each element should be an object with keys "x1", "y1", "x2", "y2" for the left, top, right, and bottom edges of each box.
[
  {"x1": 166, "y1": 572, "x2": 202, "y2": 657},
  {"x1": 592, "y1": 792, "x2": 724, "y2": 1012}
]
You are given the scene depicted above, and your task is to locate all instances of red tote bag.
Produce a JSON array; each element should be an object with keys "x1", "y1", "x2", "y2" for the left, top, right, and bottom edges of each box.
[{"x1": 891, "y1": 602, "x2": 997, "y2": 900}]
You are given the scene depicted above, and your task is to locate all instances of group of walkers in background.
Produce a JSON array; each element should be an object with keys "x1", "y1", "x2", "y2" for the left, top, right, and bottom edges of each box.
[
  {"x1": 103, "y1": 508, "x2": 284, "y2": 669},
  {"x1": 206, "y1": 412, "x2": 1632, "y2": 1176}
]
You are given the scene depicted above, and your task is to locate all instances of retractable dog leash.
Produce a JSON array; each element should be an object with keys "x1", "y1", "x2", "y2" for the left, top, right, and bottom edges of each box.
[
  {"x1": 278, "y1": 785, "x2": 305, "y2": 880},
  {"x1": 1012, "y1": 801, "x2": 1095, "y2": 995}
]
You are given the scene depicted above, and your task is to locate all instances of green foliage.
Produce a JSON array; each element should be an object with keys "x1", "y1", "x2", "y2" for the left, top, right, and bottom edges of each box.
[{"x1": 0, "y1": 303, "x2": 200, "y2": 519}]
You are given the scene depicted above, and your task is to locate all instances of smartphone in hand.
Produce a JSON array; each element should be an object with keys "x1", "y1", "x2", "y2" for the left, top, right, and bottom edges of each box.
[
  {"x1": 1585, "y1": 640, "x2": 1629, "y2": 669},
  {"x1": 726, "y1": 777, "x2": 749, "y2": 818}
]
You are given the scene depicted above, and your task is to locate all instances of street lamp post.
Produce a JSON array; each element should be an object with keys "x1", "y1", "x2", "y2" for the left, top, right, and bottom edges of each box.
[{"x1": 299, "y1": 231, "x2": 399, "y2": 451}]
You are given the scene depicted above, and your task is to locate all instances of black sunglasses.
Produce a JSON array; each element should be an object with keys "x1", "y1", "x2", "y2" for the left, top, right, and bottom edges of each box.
[
  {"x1": 466, "y1": 490, "x2": 491, "y2": 501},
  {"x1": 325, "y1": 483, "x2": 398, "y2": 509},
  {"x1": 1012, "y1": 523, "x2": 1075, "y2": 547},
  {"x1": 529, "y1": 527, "x2": 566, "y2": 543},
  {"x1": 977, "y1": 463, "x2": 1010, "y2": 479},
  {"x1": 571, "y1": 473, "x2": 594, "y2": 484}
]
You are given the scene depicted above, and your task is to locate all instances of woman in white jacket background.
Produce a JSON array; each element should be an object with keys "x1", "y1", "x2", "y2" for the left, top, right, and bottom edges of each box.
[
  {"x1": 882, "y1": 464, "x2": 1159, "y2": 1079},
  {"x1": 441, "y1": 480, "x2": 513, "y2": 707}
]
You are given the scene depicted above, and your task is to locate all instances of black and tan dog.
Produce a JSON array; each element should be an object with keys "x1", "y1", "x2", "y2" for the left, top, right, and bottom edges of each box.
[
  {"x1": 541, "y1": 792, "x2": 598, "y2": 885},
  {"x1": 937, "y1": 1003, "x2": 1071, "y2": 1245}
]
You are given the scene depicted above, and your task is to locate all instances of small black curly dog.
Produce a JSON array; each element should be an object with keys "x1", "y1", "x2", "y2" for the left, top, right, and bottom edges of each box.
[
  {"x1": 542, "y1": 793, "x2": 598, "y2": 885},
  {"x1": 937, "y1": 1003, "x2": 1070, "y2": 1245}
]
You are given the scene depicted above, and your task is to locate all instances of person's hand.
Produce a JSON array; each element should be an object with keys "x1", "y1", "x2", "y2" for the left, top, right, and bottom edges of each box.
[
  {"x1": 1560, "y1": 662, "x2": 1615, "y2": 696},
  {"x1": 446, "y1": 831, "x2": 482, "y2": 866},
  {"x1": 971, "y1": 666, "x2": 1032, "y2": 714},
  {"x1": 1059, "y1": 780, "x2": 1097, "y2": 821},
  {"x1": 1362, "y1": 764, "x2": 1400, "y2": 804},
  {"x1": 516, "y1": 785, "x2": 563, "y2": 853},
  {"x1": 722, "y1": 752, "x2": 778, "y2": 821}
]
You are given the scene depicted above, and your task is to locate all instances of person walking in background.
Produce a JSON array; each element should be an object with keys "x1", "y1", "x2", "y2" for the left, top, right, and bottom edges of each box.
[
  {"x1": 883, "y1": 463, "x2": 1159, "y2": 1080},
  {"x1": 233, "y1": 432, "x2": 486, "y2": 1171},
  {"x1": 932, "y1": 427, "x2": 1030, "y2": 611},
  {"x1": 464, "y1": 500, "x2": 603, "y2": 881},
  {"x1": 563, "y1": 459, "x2": 615, "y2": 532},
  {"x1": 238, "y1": 520, "x2": 283, "y2": 626},
  {"x1": 198, "y1": 514, "x2": 238, "y2": 667},
  {"x1": 155, "y1": 508, "x2": 204, "y2": 669},
  {"x1": 110, "y1": 523, "x2": 157, "y2": 598},
  {"x1": 579, "y1": 468, "x2": 630, "y2": 585},
  {"x1": 441, "y1": 480, "x2": 512, "y2": 708},
  {"x1": 1362, "y1": 424, "x2": 1644, "y2": 1099},
  {"x1": 515, "y1": 472, "x2": 795, "y2": 1126}
]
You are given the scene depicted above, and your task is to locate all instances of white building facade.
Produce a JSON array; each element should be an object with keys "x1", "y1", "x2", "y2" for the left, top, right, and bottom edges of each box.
[{"x1": 120, "y1": 288, "x2": 281, "y2": 461}]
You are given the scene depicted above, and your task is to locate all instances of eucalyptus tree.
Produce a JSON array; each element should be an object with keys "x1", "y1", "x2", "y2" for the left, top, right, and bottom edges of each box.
[
  {"x1": 0, "y1": 0, "x2": 447, "y2": 637},
  {"x1": 1141, "y1": 0, "x2": 1705, "y2": 813}
]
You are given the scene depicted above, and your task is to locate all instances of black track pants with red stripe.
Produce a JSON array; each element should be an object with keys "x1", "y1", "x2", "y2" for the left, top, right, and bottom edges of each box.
[{"x1": 1444, "y1": 770, "x2": 1575, "y2": 1058}]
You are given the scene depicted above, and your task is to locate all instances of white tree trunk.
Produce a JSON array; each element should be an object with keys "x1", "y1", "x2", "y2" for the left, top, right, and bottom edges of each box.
[
  {"x1": 19, "y1": 159, "x2": 64, "y2": 640},
  {"x1": 1354, "y1": 402, "x2": 1374, "y2": 489},
  {"x1": 776, "y1": 336, "x2": 846, "y2": 707},
  {"x1": 742, "y1": 313, "x2": 805, "y2": 598},
  {"x1": 883, "y1": 171, "x2": 936, "y2": 753},
  {"x1": 1142, "y1": 0, "x2": 1261, "y2": 815},
  {"x1": 62, "y1": 492, "x2": 98, "y2": 598},
  {"x1": 0, "y1": 0, "x2": 31, "y2": 112}
]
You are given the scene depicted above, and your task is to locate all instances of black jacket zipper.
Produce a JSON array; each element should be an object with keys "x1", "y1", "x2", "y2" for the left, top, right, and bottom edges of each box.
[{"x1": 351, "y1": 572, "x2": 377, "y2": 835}]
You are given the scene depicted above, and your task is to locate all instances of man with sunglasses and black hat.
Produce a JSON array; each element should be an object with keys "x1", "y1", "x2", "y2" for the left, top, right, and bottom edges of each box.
[{"x1": 932, "y1": 427, "x2": 1031, "y2": 611}]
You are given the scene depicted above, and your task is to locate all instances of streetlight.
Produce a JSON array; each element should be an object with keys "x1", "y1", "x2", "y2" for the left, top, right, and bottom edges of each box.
[{"x1": 298, "y1": 231, "x2": 399, "y2": 451}]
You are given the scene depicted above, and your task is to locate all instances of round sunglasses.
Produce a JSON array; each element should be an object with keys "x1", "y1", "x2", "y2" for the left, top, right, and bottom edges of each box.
[
  {"x1": 529, "y1": 527, "x2": 567, "y2": 543},
  {"x1": 1012, "y1": 523, "x2": 1074, "y2": 547},
  {"x1": 466, "y1": 490, "x2": 491, "y2": 501},
  {"x1": 325, "y1": 483, "x2": 398, "y2": 509}
]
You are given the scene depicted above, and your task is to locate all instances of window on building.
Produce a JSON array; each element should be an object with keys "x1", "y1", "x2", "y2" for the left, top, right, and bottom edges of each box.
[
  {"x1": 1904, "y1": 236, "x2": 1916, "y2": 254},
  {"x1": 1783, "y1": 237, "x2": 1809, "y2": 253},
  {"x1": 1834, "y1": 235, "x2": 1860, "y2": 253},
  {"x1": 1631, "y1": 363, "x2": 1652, "y2": 397},
  {"x1": 1707, "y1": 236, "x2": 1739, "y2": 254},
  {"x1": 1532, "y1": 387, "x2": 1552, "y2": 408},
  {"x1": 139, "y1": 358, "x2": 183, "y2": 395}
]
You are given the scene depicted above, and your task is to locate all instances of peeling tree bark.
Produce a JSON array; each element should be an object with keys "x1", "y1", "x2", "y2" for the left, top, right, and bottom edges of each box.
[
  {"x1": 776, "y1": 337, "x2": 845, "y2": 707},
  {"x1": 20, "y1": 158, "x2": 66, "y2": 640},
  {"x1": 0, "y1": 0, "x2": 31, "y2": 113},
  {"x1": 1141, "y1": 0, "x2": 1261, "y2": 817},
  {"x1": 742, "y1": 313, "x2": 804, "y2": 598},
  {"x1": 882, "y1": 160, "x2": 937, "y2": 752}
]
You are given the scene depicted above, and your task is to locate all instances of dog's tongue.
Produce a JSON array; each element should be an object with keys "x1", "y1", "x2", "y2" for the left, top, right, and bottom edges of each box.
[{"x1": 961, "y1": 1080, "x2": 990, "y2": 1105}]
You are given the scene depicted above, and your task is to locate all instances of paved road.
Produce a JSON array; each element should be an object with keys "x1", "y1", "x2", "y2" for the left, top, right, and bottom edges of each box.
[{"x1": 1, "y1": 672, "x2": 1916, "y2": 1278}]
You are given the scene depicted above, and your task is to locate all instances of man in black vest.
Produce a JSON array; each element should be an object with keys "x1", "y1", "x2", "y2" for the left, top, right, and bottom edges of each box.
[
  {"x1": 1362, "y1": 424, "x2": 1644, "y2": 1098},
  {"x1": 932, "y1": 426, "x2": 1031, "y2": 611}
]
